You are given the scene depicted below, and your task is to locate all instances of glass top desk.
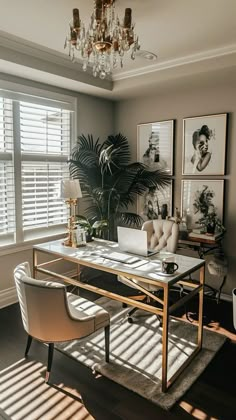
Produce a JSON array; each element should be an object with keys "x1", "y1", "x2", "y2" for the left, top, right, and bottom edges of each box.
[{"x1": 33, "y1": 238, "x2": 205, "y2": 393}]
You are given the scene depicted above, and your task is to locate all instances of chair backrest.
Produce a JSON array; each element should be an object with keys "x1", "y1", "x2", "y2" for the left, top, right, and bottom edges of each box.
[
  {"x1": 142, "y1": 219, "x2": 179, "y2": 253},
  {"x1": 14, "y1": 262, "x2": 94, "y2": 343}
]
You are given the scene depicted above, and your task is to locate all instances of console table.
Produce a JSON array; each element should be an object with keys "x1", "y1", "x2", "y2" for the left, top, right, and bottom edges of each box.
[{"x1": 178, "y1": 233, "x2": 227, "y2": 303}]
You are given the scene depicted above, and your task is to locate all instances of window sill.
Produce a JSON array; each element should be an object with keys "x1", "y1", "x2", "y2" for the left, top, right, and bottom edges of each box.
[{"x1": 0, "y1": 232, "x2": 66, "y2": 257}]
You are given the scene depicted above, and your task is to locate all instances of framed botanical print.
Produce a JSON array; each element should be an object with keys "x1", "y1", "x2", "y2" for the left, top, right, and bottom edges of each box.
[
  {"x1": 181, "y1": 180, "x2": 224, "y2": 230},
  {"x1": 137, "y1": 120, "x2": 174, "y2": 175},
  {"x1": 182, "y1": 113, "x2": 227, "y2": 175},
  {"x1": 137, "y1": 181, "x2": 173, "y2": 221}
]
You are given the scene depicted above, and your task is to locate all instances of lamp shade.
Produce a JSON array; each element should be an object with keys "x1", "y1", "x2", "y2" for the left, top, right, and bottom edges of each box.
[{"x1": 59, "y1": 179, "x2": 82, "y2": 199}]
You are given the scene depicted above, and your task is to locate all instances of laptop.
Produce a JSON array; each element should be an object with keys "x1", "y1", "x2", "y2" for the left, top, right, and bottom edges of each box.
[{"x1": 117, "y1": 226, "x2": 159, "y2": 257}]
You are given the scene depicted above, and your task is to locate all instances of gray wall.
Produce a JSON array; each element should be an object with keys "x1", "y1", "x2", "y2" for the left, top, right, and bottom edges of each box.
[
  {"x1": 0, "y1": 75, "x2": 114, "y2": 296},
  {"x1": 1, "y1": 72, "x2": 236, "y2": 300},
  {"x1": 114, "y1": 82, "x2": 236, "y2": 296}
]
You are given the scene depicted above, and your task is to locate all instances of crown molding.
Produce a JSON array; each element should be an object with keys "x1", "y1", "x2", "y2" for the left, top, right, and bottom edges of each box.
[
  {"x1": 0, "y1": 30, "x2": 113, "y2": 91},
  {"x1": 113, "y1": 44, "x2": 236, "y2": 81}
]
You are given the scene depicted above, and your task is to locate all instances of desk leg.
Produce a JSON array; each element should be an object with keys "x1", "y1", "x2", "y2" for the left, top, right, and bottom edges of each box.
[
  {"x1": 33, "y1": 249, "x2": 37, "y2": 278},
  {"x1": 198, "y1": 266, "x2": 205, "y2": 348},
  {"x1": 162, "y1": 284, "x2": 169, "y2": 393}
]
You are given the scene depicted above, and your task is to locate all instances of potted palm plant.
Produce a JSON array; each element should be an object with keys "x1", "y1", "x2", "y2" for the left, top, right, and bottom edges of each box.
[{"x1": 69, "y1": 133, "x2": 171, "y2": 240}]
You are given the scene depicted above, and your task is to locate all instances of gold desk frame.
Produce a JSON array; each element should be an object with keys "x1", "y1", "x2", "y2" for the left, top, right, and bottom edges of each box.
[{"x1": 33, "y1": 243, "x2": 205, "y2": 393}]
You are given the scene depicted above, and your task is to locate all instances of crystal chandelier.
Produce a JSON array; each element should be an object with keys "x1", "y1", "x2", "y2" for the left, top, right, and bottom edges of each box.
[{"x1": 64, "y1": 0, "x2": 140, "y2": 79}]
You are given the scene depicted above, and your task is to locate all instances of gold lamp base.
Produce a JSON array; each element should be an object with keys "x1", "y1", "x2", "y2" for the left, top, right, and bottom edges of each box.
[{"x1": 63, "y1": 199, "x2": 77, "y2": 247}]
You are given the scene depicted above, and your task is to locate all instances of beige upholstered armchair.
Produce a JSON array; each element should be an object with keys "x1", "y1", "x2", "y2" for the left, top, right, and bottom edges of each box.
[
  {"x1": 14, "y1": 262, "x2": 110, "y2": 382},
  {"x1": 142, "y1": 219, "x2": 179, "y2": 253},
  {"x1": 119, "y1": 219, "x2": 179, "y2": 322}
]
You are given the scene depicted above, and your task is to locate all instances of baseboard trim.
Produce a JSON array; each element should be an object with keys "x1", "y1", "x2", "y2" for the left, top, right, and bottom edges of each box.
[
  {"x1": 220, "y1": 292, "x2": 232, "y2": 303},
  {"x1": 0, "y1": 287, "x2": 18, "y2": 309},
  {"x1": 0, "y1": 269, "x2": 78, "y2": 309}
]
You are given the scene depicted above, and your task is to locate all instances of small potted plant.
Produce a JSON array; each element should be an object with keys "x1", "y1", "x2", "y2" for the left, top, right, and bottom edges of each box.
[
  {"x1": 197, "y1": 205, "x2": 225, "y2": 235},
  {"x1": 75, "y1": 215, "x2": 93, "y2": 242},
  {"x1": 91, "y1": 219, "x2": 109, "y2": 239}
]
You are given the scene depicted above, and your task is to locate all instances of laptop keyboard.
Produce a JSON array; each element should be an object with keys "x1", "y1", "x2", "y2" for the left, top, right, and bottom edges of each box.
[{"x1": 96, "y1": 251, "x2": 141, "y2": 264}]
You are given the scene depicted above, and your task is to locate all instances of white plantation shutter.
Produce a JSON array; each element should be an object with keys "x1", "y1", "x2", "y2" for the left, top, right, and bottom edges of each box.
[
  {"x1": 20, "y1": 102, "x2": 70, "y2": 156},
  {"x1": 19, "y1": 102, "x2": 70, "y2": 237},
  {"x1": 0, "y1": 162, "x2": 15, "y2": 238},
  {"x1": 22, "y1": 162, "x2": 68, "y2": 230},
  {"x1": 0, "y1": 98, "x2": 15, "y2": 244},
  {"x1": 0, "y1": 91, "x2": 74, "y2": 247}
]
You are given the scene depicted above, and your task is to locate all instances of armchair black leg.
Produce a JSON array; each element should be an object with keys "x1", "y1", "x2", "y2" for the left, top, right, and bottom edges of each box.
[
  {"x1": 127, "y1": 306, "x2": 138, "y2": 317},
  {"x1": 45, "y1": 343, "x2": 54, "y2": 383},
  {"x1": 104, "y1": 325, "x2": 110, "y2": 363},
  {"x1": 25, "y1": 335, "x2": 32, "y2": 357}
]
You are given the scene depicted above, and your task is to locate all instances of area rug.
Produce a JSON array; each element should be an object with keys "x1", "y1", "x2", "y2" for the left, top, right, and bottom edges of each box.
[{"x1": 56, "y1": 297, "x2": 226, "y2": 410}]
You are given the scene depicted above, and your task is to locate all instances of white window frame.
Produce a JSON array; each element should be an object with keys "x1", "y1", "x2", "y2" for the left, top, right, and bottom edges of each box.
[{"x1": 0, "y1": 80, "x2": 77, "y2": 255}]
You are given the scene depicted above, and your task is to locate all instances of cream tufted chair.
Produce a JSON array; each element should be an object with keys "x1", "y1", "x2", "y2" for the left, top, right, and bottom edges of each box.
[
  {"x1": 14, "y1": 262, "x2": 110, "y2": 382},
  {"x1": 142, "y1": 219, "x2": 179, "y2": 253},
  {"x1": 119, "y1": 219, "x2": 179, "y2": 322}
]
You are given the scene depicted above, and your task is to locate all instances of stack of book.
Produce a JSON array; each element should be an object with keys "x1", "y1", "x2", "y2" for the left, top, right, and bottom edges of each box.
[{"x1": 188, "y1": 230, "x2": 223, "y2": 241}]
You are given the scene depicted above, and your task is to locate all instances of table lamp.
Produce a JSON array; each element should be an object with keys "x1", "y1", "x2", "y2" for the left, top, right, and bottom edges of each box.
[{"x1": 59, "y1": 179, "x2": 82, "y2": 246}]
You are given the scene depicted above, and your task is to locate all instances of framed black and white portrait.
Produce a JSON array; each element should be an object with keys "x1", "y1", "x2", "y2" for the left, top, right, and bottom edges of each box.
[
  {"x1": 137, "y1": 120, "x2": 174, "y2": 175},
  {"x1": 182, "y1": 113, "x2": 227, "y2": 175},
  {"x1": 181, "y1": 180, "x2": 224, "y2": 230},
  {"x1": 137, "y1": 182, "x2": 173, "y2": 221}
]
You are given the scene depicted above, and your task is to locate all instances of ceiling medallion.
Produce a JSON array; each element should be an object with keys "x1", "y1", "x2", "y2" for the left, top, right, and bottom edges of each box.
[{"x1": 64, "y1": 0, "x2": 140, "y2": 79}]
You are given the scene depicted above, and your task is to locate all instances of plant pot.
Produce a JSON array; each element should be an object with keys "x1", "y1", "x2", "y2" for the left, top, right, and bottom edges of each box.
[
  {"x1": 86, "y1": 233, "x2": 93, "y2": 242},
  {"x1": 161, "y1": 204, "x2": 168, "y2": 220},
  {"x1": 206, "y1": 222, "x2": 216, "y2": 235}
]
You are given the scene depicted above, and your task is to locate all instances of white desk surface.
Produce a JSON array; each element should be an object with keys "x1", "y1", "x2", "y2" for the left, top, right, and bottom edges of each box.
[{"x1": 34, "y1": 239, "x2": 205, "y2": 286}]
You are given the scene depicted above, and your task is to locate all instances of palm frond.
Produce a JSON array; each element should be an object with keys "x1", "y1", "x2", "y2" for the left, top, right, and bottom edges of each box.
[
  {"x1": 103, "y1": 133, "x2": 131, "y2": 168},
  {"x1": 118, "y1": 212, "x2": 143, "y2": 228},
  {"x1": 70, "y1": 134, "x2": 101, "y2": 168},
  {"x1": 69, "y1": 162, "x2": 101, "y2": 192}
]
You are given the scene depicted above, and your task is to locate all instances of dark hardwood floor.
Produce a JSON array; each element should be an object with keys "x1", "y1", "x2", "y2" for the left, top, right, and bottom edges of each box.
[{"x1": 1, "y1": 293, "x2": 236, "y2": 420}]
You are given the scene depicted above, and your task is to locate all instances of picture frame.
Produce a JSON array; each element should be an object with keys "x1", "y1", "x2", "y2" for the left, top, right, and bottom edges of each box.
[
  {"x1": 182, "y1": 113, "x2": 227, "y2": 175},
  {"x1": 137, "y1": 119, "x2": 174, "y2": 175},
  {"x1": 137, "y1": 181, "x2": 173, "y2": 221},
  {"x1": 181, "y1": 180, "x2": 224, "y2": 230}
]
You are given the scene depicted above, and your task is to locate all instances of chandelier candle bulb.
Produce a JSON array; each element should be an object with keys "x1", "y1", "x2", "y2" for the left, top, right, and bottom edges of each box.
[
  {"x1": 124, "y1": 8, "x2": 132, "y2": 29},
  {"x1": 73, "y1": 9, "x2": 80, "y2": 31}
]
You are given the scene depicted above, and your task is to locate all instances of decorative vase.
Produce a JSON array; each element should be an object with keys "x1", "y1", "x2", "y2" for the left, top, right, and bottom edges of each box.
[{"x1": 161, "y1": 204, "x2": 168, "y2": 220}]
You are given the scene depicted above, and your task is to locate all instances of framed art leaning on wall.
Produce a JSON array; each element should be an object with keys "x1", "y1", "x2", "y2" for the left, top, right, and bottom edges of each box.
[
  {"x1": 137, "y1": 181, "x2": 173, "y2": 221},
  {"x1": 182, "y1": 113, "x2": 227, "y2": 175}
]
